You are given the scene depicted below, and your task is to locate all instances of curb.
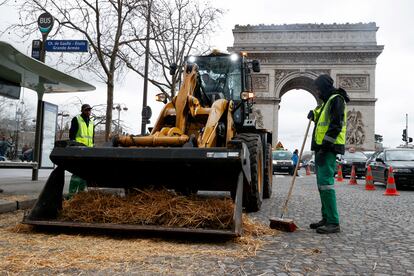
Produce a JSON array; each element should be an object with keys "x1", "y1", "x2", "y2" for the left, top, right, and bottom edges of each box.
[
  {"x1": 0, "y1": 200, "x2": 16, "y2": 214},
  {"x1": 0, "y1": 198, "x2": 37, "y2": 214}
]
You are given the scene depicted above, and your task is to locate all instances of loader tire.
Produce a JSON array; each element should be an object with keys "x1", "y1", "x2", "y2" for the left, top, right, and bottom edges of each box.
[
  {"x1": 234, "y1": 133, "x2": 264, "y2": 212},
  {"x1": 263, "y1": 143, "x2": 273, "y2": 199}
]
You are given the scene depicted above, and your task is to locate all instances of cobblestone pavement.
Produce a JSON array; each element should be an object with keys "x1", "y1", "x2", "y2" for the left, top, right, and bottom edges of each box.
[
  {"x1": 1, "y1": 171, "x2": 414, "y2": 275},
  {"x1": 238, "y1": 173, "x2": 414, "y2": 275}
]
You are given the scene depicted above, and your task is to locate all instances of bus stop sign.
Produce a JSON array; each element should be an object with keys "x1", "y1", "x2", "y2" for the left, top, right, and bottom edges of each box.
[{"x1": 38, "y1": 12, "x2": 54, "y2": 34}]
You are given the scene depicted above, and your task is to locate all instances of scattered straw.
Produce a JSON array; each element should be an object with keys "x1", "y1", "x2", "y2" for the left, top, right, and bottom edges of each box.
[
  {"x1": 0, "y1": 190, "x2": 278, "y2": 274},
  {"x1": 60, "y1": 189, "x2": 234, "y2": 229}
]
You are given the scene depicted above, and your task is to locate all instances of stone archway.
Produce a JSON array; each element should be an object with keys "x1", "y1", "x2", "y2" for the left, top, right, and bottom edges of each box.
[{"x1": 229, "y1": 23, "x2": 383, "y2": 150}]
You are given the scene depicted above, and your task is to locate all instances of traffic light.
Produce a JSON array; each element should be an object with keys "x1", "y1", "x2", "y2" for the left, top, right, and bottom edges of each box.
[
  {"x1": 409, "y1": 137, "x2": 413, "y2": 143},
  {"x1": 402, "y1": 129, "x2": 407, "y2": 142}
]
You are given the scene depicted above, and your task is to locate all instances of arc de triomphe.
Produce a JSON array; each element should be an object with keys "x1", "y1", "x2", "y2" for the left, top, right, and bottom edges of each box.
[{"x1": 229, "y1": 23, "x2": 383, "y2": 150}]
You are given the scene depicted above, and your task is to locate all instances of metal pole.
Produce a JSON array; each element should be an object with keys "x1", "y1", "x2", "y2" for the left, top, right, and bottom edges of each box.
[
  {"x1": 32, "y1": 93, "x2": 43, "y2": 180},
  {"x1": 32, "y1": 34, "x2": 48, "y2": 180},
  {"x1": 141, "y1": 0, "x2": 152, "y2": 135},
  {"x1": 406, "y1": 113, "x2": 408, "y2": 146},
  {"x1": 15, "y1": 104, "x2": 20, "y2": 160},
  {"x1": 60, "y1": 114, "x2": 64, "y2": 139},
  {"x1": 40, "y1": 33, "x2": 47, "y2": 63},
  {"x1": 118, "y1": 107, "x2": 121, "y2": 134}
]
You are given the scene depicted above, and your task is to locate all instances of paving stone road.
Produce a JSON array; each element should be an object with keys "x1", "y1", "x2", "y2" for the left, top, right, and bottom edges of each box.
[
  {"x1": 1, "y1": 170, "x2": 413, "y2": 275},
  {"x1": 239, "y1": 173, "x2": 414, "y2": 275}
]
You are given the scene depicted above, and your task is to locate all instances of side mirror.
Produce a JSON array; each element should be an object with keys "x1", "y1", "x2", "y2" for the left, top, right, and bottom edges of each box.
[
  {"x1": 169, "y1": 63, "x2": 177, "y2": 76},
  {"x1": 252, "y1": 60, "x2": 260, "y2": 73},
  {"x1": 155, "y1": 93, "x2": 168, "y2": 104},
  {"x1": 375, "y1": 157, "x2": 383, "y2": 162}
]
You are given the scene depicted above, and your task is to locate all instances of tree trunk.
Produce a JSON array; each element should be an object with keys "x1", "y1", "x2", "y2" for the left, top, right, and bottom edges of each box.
[{"x1": 105, "y1": 79, "x2": 114, "y2": 141}]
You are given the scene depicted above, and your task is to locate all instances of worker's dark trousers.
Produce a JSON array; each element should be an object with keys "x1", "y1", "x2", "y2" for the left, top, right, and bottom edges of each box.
[
  {"x1": 315, "y1": 151, "x2": 339, "y2": 225},
  {"x1": 68, "y1": 175, "x2": 87, "y2": 198}
]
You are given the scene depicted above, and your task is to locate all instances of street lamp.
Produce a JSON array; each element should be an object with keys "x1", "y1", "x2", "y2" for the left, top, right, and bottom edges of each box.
[
  {"x1": 112, "y1": 104, "x2": 128, "y2": 134},
  {"x1": 57, "y1": 112, "x2": 70, "y2": 140}
]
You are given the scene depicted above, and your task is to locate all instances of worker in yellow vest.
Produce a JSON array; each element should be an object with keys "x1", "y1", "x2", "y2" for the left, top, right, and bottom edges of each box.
[
  {"x1": 68, "y1": 104, "x2": 94, "y2": 197},
  {"x1": 307, "y1": 75, "x2": 349, "y2": 234}
]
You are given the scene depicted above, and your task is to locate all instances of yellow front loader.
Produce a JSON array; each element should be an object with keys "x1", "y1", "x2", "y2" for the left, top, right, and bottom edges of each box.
[{"x1": 23, "y1": 52, "x2": 273, "y2": 237}]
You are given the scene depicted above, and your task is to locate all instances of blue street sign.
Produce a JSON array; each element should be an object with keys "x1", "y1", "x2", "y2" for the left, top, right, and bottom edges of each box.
[{"x1": 45, "y1": 40, "x2": 88, "y2": 52}]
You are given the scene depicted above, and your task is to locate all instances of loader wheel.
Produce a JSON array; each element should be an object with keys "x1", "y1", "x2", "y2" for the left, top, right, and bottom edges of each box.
[
  {"x1": 234, "y1": 133, "x2": 264, "y2": 212},
  {"x1": 263, "y1": 143, "x2": 273, "y2": 199}
]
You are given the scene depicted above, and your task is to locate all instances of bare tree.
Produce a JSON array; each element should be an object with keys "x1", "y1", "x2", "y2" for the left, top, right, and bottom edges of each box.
[
  {"x1": 9, "y1": 0, "x2": 146, "y2": 141},
  {"x1": 120, "y1": 0, "x2": 224, "y2": 99}
]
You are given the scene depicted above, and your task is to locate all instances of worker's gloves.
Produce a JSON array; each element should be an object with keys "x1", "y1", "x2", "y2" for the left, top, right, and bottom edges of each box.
[{"x1": 307, "y1": 110, "x2": 314, "y2": 120}]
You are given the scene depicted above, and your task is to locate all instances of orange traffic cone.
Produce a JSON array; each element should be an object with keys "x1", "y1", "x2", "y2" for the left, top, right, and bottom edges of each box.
[
  {"x1": 348, "y1": 165, "x2": 358, "y2": 185},
  {"x1": 384, "y1": 167, "x2": 400, "y2": 196},
  {"x1": 306, "y1": 165, "x2": 311, "y2": 176},
  {"x1": 365, "y1": 165, "x2": 376, "y2": 190},
  {"x1": 336, "y1": 164, "x2": 344, "y2": 182}
]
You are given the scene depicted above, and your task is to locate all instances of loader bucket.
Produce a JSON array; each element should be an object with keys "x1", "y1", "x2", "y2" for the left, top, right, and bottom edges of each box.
[{"x1": 23, "y1": 141, "x2": 250, "y2": 238}]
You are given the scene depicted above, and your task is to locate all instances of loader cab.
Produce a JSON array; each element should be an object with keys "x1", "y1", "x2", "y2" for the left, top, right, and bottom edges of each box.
[{"x1": 187, "y1": 53, "x2": 255, "y2": 102}]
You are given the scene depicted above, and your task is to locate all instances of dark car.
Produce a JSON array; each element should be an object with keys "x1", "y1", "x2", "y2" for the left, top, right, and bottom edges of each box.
[
  {"x1": 337, "y1": 150, "x2": 368, "y2": 177},
  {"x1": 272, "y1": 150, "x2": 294, "y2": 175},
  {"x1": 367, "y1": 148, "x2": 414, "y2": 187}
]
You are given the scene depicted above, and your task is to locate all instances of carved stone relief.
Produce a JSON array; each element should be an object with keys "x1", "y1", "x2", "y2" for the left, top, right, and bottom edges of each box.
[
  {"x1": 274, "y1": 69, "x2": 299, "y2": 87},
  {"x1": 252, "y1": 108, "x2": 265, "y2": 129},
  {"x1": 305, "y1": 69, "x2": 331, "y2": 77},
  {"x1": 252, "y1": 74, "x2": 269, "y2": 92},
  {"x1": 337, "y1": 75, "x2": 369, "y2": 92},
  {"x1": 346, "y1": 108, "x2": 365, "y2": 146},
  {"x1": 254, "y1": 52, "x2": 376, "y2": 65}
]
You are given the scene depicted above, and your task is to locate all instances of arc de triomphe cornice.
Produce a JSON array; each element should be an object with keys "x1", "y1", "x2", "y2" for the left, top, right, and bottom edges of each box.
[{"x1": 229, "y1": 23, "x2": 384, "y2": 150}]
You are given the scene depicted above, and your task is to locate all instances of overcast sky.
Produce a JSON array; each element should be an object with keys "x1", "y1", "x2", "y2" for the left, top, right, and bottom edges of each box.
[{"x1": 1, "y1": 0, "x2": 414, "y2": 151}]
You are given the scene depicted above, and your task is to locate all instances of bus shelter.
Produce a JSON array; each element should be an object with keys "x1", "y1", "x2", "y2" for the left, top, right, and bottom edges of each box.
[{"x1": 0, "y1": 41, "x2": 95, "y2": 180}]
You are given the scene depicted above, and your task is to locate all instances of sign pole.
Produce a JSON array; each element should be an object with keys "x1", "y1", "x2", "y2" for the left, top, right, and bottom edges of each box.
[
  {"x1": 32, "y1": 12, "x2": 54, "y2": 180},
  {"x1": 406, "y1": 113, "x2": 409, "y2": 147}
]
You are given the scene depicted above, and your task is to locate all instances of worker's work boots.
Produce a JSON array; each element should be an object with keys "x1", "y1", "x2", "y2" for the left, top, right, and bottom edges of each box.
[
  {"x1": 316, "y1": 224, "x2": 340, "y2": 234},
  {"x1": 309, "y1": 219, "x2": 326, "y2": 229}
]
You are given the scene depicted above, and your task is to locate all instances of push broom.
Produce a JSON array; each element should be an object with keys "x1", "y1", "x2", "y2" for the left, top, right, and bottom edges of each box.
[{"x1": 269, "y1": 119, "x2": 312, "y2": 232}]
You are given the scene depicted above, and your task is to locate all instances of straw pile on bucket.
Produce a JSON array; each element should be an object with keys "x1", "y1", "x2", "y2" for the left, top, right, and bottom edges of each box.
[{"x1": 59, "y1": 189, "x2": 234, "y2": 229}]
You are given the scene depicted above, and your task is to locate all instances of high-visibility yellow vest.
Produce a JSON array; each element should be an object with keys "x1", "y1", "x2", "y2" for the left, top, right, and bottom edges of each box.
[
  {"x1": 75, "y1": 115, "x2": 94, "y2": 147},
  {"x1": 314, "y1": 94, "x2": 347, "y2": 145}
]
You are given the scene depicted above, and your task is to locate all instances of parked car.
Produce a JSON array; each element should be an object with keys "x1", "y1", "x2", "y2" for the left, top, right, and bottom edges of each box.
[
  {"x1": 366, "y1": 148, "x2": 414, "y2": 187},
  {"x1": 272, "y1": 150, "x2": 294, "y2": 175},
  {"x1": 363, "y1": 151, "x2": 375, "y2": 160},
  {"x1": 337, "y1": 150, "x2": 368, "y2": 178}
]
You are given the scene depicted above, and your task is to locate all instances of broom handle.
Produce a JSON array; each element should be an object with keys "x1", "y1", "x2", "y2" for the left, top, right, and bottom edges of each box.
[{"x1": 280, "y1": 119, "x2": 312, "y2": 218}]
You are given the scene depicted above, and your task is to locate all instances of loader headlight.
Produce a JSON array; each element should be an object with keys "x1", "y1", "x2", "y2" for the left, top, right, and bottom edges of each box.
[
  {"x1": 230, "y1": 53, "x2": 239, "y2": 62},
  {"x1": 241, "y1": 91, "x2": 255, "y2": 100}
]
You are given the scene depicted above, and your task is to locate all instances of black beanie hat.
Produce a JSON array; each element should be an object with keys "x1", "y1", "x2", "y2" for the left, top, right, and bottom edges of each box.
[{"x1": 314, "y1": 74, "x2": 335, "y2": 101}]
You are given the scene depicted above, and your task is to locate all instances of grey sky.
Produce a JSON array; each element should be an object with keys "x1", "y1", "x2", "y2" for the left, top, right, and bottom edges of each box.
[{"x1": 1, "y1": 0, "x2": 413, "y2": 151}]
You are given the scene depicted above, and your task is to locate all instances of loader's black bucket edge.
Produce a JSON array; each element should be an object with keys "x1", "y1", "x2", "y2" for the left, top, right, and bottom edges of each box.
[{"x1": 21, "y1": 218, "x2": 240, "y2": 238}]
